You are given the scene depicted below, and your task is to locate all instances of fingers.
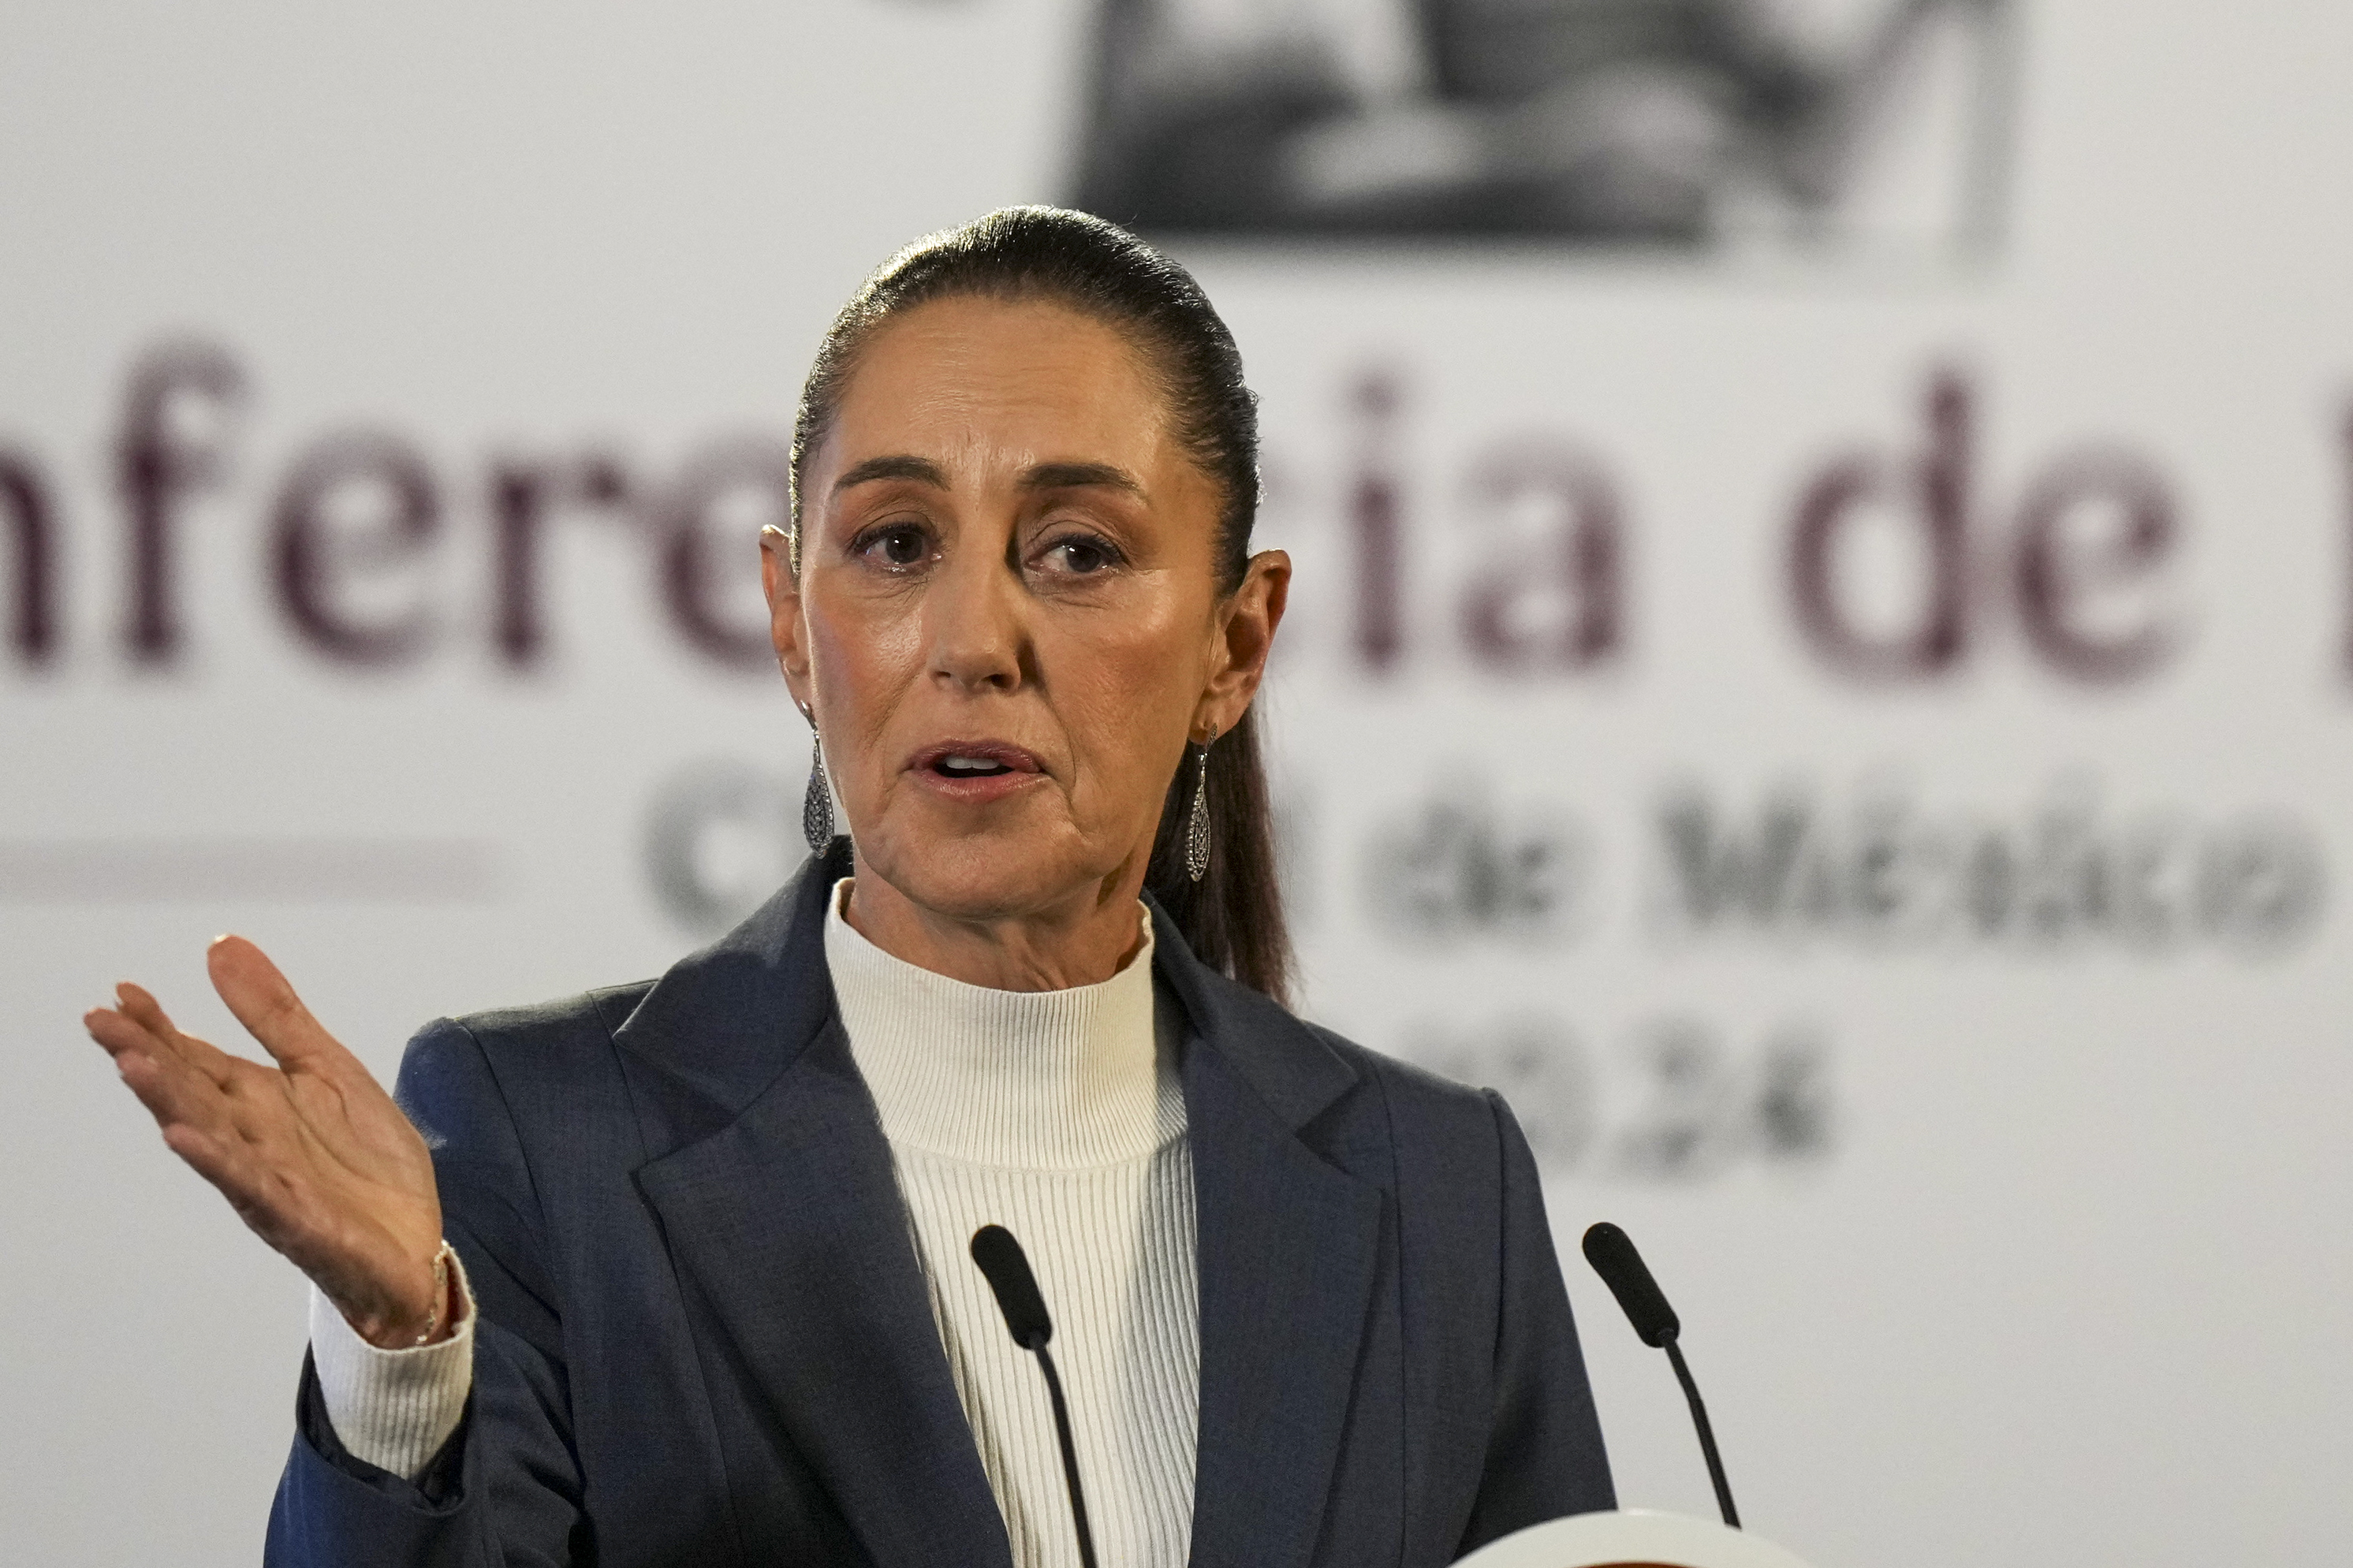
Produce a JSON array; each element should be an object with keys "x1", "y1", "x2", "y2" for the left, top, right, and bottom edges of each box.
[
  {"x1": 111, "y1": 981, "x2": 237, "y2": 1084},
  {"x1": 84, "y1": 1000, "x2": 237, "y2": 1145},
  {"x1": 83, "y1": 959, "x2": 438, "y2": 1309},
  {"x1": 207, "y1": 935, "x2": 350, "y2": 1073},
  {"x1": 89, "y1": 1003, "x2": 317, "y2": 1244}
]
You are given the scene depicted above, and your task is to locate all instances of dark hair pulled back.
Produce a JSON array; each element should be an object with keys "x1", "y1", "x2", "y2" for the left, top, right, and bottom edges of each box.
[{"x1": 791, "y1": 206, "x2": 1292, "y2": 1005}]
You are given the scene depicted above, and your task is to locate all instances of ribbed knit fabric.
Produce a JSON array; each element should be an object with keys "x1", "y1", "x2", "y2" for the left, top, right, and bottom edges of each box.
[
  {"x1": 826, "y1": 881, "x2": 1199, "y2": 1568},
  {"x1": 308, "y1": 1251, "x2": 475, "y2": 1478}
]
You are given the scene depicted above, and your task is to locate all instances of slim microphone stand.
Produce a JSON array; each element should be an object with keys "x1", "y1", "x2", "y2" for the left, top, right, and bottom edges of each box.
[
  {"x1": 1663, "y1": 1338, "x2": 1740, "y2": 1529},
  {"x1": 970, "y1": 1225, "x2": 1101, "y2": 1568},
  {"x1": 1028, "y1": 1342, "x2": 1098, "y2": 1568},
  {"x1": 1582, "y1": 1221, "x2": 1744, "y2": 1532}
]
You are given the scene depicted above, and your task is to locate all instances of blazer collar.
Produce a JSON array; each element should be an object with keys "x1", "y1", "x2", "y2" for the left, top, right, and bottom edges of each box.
[
  {"x1": 610, "y1": 838, "x2": 853, "y2": 1154},
  {"x1": 1142, "y1": 894, "x2": 1362, "y2": 1134},
  {"x1": 1147, "y1": 898, "x2": 1387, "y2": 1568},
  {"x1": 610, "y1": 860, "x2": 1364, "y2": 1148},
  {"x1": 616, "y1": 852, "x2": 1385, "y2": 1568},
  {"x1": 623, "y1": 844, "x2": 1011, "y2": 1568}
]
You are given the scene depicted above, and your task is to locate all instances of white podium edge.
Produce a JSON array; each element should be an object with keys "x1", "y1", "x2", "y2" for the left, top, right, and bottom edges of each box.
[{"x1": 1452, "y1": 1508, "x2": 1816, "y2": 1568}]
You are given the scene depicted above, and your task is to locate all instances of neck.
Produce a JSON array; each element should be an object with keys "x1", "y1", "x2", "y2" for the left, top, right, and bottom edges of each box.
[
  {"x1": 844, "y1": 846, "x2": 1150, "y2": 991},
  {"x1": 825, "y1": 880, "x2": 1177, "y2": 1168}
]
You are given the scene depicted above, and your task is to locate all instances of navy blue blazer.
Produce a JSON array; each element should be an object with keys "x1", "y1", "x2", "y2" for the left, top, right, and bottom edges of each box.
[{"x1": 267, "y1": 844, "x2": 1613, "y2": 1566}]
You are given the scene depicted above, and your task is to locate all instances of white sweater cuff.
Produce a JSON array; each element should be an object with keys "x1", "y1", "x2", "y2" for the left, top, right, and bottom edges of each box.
[{"x1": 308, "y1": 1253, "x2": 476, "y2": 1481}]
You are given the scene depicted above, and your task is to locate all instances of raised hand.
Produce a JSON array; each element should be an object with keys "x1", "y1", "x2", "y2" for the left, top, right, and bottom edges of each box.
[{"x1": 84, "y1": 936, "x2": 449, "y2": 1348}]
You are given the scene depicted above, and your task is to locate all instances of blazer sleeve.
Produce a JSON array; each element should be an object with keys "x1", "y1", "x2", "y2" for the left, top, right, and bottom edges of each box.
[
  {"x1": 266, "y1": 1019, "x2": 588, "y2": 1568},
  {"x1": 1456, "y1": 1090, "x2": 1617, "y2": 1555}
]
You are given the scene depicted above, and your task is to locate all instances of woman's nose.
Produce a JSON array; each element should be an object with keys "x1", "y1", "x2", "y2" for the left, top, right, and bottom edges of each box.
[{"x1": 924, "y1": 551, "x2": 1030, "y2": 694}]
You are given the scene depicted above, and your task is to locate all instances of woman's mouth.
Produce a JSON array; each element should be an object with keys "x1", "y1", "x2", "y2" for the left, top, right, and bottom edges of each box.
[
  {"x1": 908, "y1": 743, "x2": 1046, "y2": 801},
  {"x1": 935, "y1": 754, "x2": 1014, "y2": 778}
]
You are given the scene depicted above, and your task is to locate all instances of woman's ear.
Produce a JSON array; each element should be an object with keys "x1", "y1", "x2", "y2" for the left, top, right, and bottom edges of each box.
[
  {"x1": 759, "y1": 526, "x2": 814, "y2": 711},
  {"x1": 1199, "y1": 548, "x2": 1291, "y2": 735}
]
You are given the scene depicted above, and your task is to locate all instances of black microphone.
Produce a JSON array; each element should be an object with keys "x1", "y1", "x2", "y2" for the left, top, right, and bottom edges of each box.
[
  {"x1": 970, "y1": 1225, "x2": 1099, "y2": 1568},
  {"x1": 1581, "y1": 1222, "x2": 1741, "y2": 1529}
]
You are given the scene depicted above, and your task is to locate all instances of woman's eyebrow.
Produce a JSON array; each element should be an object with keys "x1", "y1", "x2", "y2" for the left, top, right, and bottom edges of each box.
[
  {"x1": 1021, "y1": 461, "x2": 1143, "y2": 495},
  {"x1": 833, "y1": 454, "x2": 949, "y2": 493}
]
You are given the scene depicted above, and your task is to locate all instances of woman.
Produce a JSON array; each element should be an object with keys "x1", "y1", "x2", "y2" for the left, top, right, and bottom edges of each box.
[{"x1": 84, "y1": 207, "x2": 1613, "y2": 1568}]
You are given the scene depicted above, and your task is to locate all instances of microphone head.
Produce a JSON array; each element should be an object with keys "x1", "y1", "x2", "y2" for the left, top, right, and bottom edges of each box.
[
  {"x1": 1582, "y1": 1222, "x2": 1681, "y2": 1348},
  {"x1": 969, "y1": 1224, "x2": 1053, "y2": 1351}
]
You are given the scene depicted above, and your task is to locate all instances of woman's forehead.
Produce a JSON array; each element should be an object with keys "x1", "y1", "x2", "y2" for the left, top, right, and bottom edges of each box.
[{"x1": 822, "y1": 296, "x2": 1177, "y2": 475}]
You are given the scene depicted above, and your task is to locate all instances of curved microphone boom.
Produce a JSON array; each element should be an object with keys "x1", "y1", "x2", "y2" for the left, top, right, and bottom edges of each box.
[
  {"x1": 1581, "y1": 1221, "x2": 1741, "y2": 1529},
  {"x1": 970, "y1": 1224, "x2": 1099, "y2": 1568}
]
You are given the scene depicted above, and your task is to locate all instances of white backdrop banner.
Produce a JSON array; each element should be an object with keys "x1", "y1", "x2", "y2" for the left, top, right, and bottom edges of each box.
[{"x1": 3, "y1": 3, "x2": 2347, "y2": 1565}]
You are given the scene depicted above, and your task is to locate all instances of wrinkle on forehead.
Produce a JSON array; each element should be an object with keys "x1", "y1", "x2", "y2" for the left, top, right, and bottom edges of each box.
[{"x1": 819, "y1": 297, "x2": 1186, "y2": 497}]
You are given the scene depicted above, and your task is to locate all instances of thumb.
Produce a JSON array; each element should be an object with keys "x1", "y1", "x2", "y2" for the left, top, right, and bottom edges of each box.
[{"x1": 206, "y1": 935, "x2": 349, "y2": 1074}]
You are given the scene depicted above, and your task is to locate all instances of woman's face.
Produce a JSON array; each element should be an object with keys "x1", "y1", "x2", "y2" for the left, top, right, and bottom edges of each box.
[{"x1": 763, "y1": 296, "x2": 1288, "y2": 933}]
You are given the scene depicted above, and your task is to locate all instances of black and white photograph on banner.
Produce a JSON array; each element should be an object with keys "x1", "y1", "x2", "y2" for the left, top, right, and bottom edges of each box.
[
  {"x1": 1072, "y1": 0, "x2": 2016, "y2": 248},
  {"x1": 2, "y1": 2, "x2": 2347, "y2": 1566}
]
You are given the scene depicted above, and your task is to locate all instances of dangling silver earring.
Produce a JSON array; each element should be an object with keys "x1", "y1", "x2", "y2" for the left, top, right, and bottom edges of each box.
[
  {"x1": 800, "y1": 708, "x2": 833, "y2": 852},
  {"x1": 1184, "y1": 725, "x2": 1216, "y2": 883}
]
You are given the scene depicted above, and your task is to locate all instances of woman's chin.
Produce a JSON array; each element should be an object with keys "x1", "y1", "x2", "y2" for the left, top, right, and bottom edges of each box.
[{"x1": 856, "y1": 816, "x2": 1119, "y2": 924}]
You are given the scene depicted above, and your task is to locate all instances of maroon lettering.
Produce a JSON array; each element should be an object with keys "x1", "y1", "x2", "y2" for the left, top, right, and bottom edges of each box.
[
  {"x1": 115, "y1": 341, "x2": 244, "y2": 665},
  {"x1": 1787, "y1": 371, "x2": 1972, "y2": 680},
  {"x1": 2013, "y1": 449, "x2": 2179, "y2": 683},
  {"x1": 1459, "y1": 441, "x2": 1624, "y2": 671},
  {"x1": 1350, "y1": 373, "x2": 1405, "y2": 673},
  {"x1": 1, "y1": 449, "x2": 58, "y2": 666},
  {"x1": 658, "y1": 439, "x2": 789, "y2": 672},
  {"x1": 270, "y1": 434, "x2": 442, "y2": 665},
  {"x1": 491, "y1": 453, "x2": 633, "y2": 666}
]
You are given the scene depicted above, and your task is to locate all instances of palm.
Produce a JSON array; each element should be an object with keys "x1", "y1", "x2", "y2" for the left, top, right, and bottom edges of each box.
[{"x1": 85, "y1": 936, "x2": 445, "y2": 1346}]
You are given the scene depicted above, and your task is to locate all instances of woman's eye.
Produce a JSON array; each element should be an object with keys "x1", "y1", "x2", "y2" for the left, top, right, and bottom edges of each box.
[
  {"x1": 1040, "y1": 536, "x2": 1121, "y2": 575},
  {"x1": 856, "y1": 523, "x2": 931, "y2": 568}
]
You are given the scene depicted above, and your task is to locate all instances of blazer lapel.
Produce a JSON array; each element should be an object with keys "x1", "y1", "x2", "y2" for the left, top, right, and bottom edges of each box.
[
  {"x1": 1154, "y1": 911, "x2": 1388, "y2": 1568},
  {"x1": 612, "y1": 862, "x2": 1385, "y2": 1568},
  {"x1": 622, "y1": 849, "x2": 1010, "y2": 1568}
]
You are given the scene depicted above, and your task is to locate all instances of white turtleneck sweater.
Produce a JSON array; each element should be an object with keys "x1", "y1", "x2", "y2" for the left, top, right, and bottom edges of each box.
[
  {"x1": 825, "y1": 882, "x2": 1200, "y2": 1566},
  {"x1": 311, "y1": 882, "x2": 1201, "y2": 1568}
]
